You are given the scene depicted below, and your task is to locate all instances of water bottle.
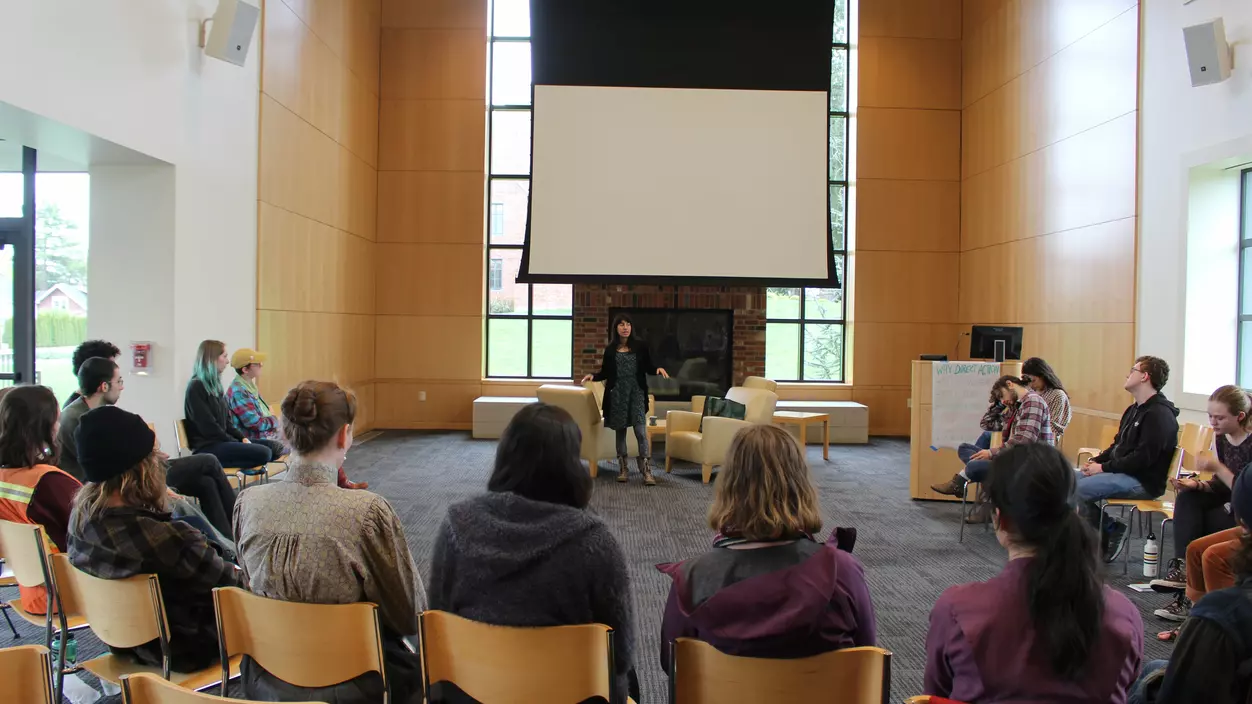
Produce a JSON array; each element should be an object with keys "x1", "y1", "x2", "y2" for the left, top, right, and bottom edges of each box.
[
  {"x1": 51, "y1": 632, "x2": 78, "y2": 666},
  {"x1": 1143, "y1": 530, "x2": 1159, "y2": 577}
]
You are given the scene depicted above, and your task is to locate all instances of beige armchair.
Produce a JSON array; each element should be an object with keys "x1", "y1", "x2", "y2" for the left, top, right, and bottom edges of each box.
[
  {"x1": 536, "y1": 384, "x2": 638, "y2": 477},
  {"x1": 665, "y1": 386, "x2": 779, "y2": 484},
  {"x1": 742, "y1": 376, "x2": 778, "y2": 392}
]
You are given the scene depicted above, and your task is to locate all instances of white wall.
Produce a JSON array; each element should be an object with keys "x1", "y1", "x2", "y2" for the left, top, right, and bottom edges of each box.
[
  {"x1": 1139, "y1": 0, "x2": 1251, "y2": 422},
  {"x1": 0, "y1": 0, "x2": 260, "y2": 446}
]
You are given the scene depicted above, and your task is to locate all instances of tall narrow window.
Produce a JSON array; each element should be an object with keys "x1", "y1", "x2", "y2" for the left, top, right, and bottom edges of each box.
[
  {"x1": 765, "y1": 0, "x2": 849, "y2": 382},
  {"x1": 1238, "y1": 169, "x2": 1252, "y2": 384},
  {"x1": 485, "y1": 0, "x2": 573, "y2": 379}
]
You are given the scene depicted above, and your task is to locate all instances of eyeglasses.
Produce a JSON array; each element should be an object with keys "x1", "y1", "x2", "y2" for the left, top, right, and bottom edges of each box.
[{"x1": 1129, "y1": 366, "x2": 1145, "y2": 376}]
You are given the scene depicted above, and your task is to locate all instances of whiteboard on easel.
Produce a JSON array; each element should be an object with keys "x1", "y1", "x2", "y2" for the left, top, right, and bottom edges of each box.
[{"x1": 931, "y1": 362, "x2": 1003, "y2": 450}]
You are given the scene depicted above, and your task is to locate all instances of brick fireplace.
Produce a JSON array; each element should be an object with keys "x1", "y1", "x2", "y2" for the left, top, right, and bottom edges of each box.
[{"x1": 573, "y1": 284, "x2": 767, "y2": 384}]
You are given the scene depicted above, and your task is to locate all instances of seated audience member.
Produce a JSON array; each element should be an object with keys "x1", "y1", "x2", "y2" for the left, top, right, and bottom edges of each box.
[
  {"x1": 184, "y1": 339, "x2": 272, "y2": 470},
  {"x1": 233, "y1": 381, "x2": 422, "y2": 704},
  {"x1": 428, "y1": 403, "x2": 637, "y2": 703},
  {"x1": 657, "y1": 424, "x2": 876, "y2": 669},
  {"x1": 1149, "y1": 385, "x2": 1252, "y2": 631},
  {"x1": 932, "y1": 376, "x2": 1054, "y2": 518},
  {"x1": 62, "y1": 339, "x2": 121, "y2": 409},
  {"x1": 1022, "y1": 356, "x2": 1072, "y2": 441},
  {"x1": 1079, "y1": 356, "x2": 1180, "y2": 562},
  {"x1": 1128, "y1": 470, "x2": 1252, "y2": 704},
  {"x1": 67, "y1": 406, "x2": 241, "y2": 672},
  {"x1": 970, "y1": 377, "x2": 1015, "y2": 452},
  {"x1": 0, "y1": 385, "x2": 81, "y2": 614},
  {"x1": 59, "y1": 356, "x2": 237, "y2": 541},
  {"x1": 227, "y1": 347, "x2": 366, "y2": 490},
  {"x1": 925, "y1": 443, "x2": 1143, "y2": 703}
]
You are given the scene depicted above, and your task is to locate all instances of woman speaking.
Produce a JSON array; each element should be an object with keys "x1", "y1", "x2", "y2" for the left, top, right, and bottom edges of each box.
[{"x1": 581, "y1": 313, "x2": 669, "y2": 485}]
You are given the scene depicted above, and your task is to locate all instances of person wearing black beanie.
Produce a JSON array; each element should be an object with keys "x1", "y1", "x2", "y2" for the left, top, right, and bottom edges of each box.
[{"x1": 67, "y1": 405, "x2": 243, "y2": 673}]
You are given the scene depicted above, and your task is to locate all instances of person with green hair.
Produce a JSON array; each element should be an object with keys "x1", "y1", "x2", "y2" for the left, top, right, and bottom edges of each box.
[{"x1": 183, "y1": 339, "x2": 271, "y2": 470}]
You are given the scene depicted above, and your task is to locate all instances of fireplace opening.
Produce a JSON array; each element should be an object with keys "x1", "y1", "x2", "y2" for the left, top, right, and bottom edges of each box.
[{"x1": 609, "y1": 307, "x2": 733, "y2": 402}]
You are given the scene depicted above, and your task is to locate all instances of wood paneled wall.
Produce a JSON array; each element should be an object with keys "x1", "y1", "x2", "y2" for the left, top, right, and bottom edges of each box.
[
  {"x1": 960, "y1": 0, "x2": 1140, "y2": 457},
  {"x1": 373, "y1": 0, "x2": 487, "y2": 429},
  {"x1": 850, "y1": 0, "x2": 963, "y2": 435},
  {"x1": 256, "y1": 0, "x2": 381, "y2": 430}
]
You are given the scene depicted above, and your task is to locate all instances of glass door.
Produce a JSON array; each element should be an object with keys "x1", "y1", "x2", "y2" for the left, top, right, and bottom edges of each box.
[{"x1": 0, "y1": 143, "x2": 39, "y2": 387}]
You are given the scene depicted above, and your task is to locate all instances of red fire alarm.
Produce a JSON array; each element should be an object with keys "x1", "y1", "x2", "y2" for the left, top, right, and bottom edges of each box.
[{"x1": 131, "y1": 342, "x2": 152, "y2": 374}]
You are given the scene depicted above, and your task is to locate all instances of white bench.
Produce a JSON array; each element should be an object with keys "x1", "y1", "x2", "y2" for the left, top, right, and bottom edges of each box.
[
  {"x1": 775, "y1": 400, "x2": 868, "y2": 444},
  {"x1": 473, "y1": 397, "x2": 538, "y2": 439}
]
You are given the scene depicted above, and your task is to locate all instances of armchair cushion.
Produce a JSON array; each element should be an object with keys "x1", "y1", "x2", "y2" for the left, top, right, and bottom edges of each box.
[
  {"x1": 699, "y1": 396, "x2": 746, "y2": 431},
  {"x1": 725, "y1": 387, "x2": 779, "y2": 425}
]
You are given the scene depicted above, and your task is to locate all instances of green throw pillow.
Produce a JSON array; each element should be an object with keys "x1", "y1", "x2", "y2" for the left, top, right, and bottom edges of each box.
[{"x1": 700, "y1": 396, "x2": 747, "y2": 432}]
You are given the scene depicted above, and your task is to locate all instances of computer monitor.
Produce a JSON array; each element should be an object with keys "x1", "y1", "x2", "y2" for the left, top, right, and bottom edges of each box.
[{"x1": 969, "y1": 325, "x2": 1023, "y2": 361}]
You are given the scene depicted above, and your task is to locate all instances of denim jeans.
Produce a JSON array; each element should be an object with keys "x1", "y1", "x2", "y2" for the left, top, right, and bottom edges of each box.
[
  {"x1": 1074, "y1": 470, "x2": 1150, "y2": 530},
  {"x1": 1128, "y1": 659, "x2": 1168, "y2": 704},
  {"x1": 194, "y1": 440, "x2": 273, "y2": 470},
  {"x1": 959, "y1": 433, "x2": 994, "y2": 483}
]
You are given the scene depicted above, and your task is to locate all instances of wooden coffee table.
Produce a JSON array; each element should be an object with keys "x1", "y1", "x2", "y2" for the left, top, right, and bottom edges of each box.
[
  {"x1": 772, "y1": 411, "x2": 830, "y2": 461},
  {"x1": 645, "y1": 419, "x2": 666, "y2": 442}
]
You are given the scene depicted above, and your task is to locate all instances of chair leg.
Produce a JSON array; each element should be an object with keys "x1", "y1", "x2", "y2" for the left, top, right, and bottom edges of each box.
[
  {"x1": 1124, "y1": 507, "x2": 1135, "y2": 576},
  {"x1": 959, "y1": 484, "x2": 967, "y2": 543},
  {"x1": 0, "y1": 606, "x2": 17, "y2": 638},
  {"x1": 665, "y1": 455, "x2": 672, "y2": 473},
  {"x1": 587, "y1": 455, "x2": 598, "y2": 478},
  {"x1": 701, "y1": 463, "x2": 712, "y2": 484}
]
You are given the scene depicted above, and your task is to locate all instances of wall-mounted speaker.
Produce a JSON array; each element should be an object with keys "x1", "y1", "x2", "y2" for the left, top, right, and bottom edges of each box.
[
  {"x1": 200, "y1": 0, "x2": 260, "y2": 67},
  {"x1": 1183, "y1": 18, "x2": 1233, "y2": 87}
]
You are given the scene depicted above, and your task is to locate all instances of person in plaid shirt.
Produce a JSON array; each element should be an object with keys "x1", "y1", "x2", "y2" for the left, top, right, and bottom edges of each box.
[
  {"x1": 932, "y1": 376, "x2": 1055, "y2": 523},
  {"x1": 227, "y1": 348, "x2": 368, "y2": 490},
  {"x1": 68, "y1": 406, "x2": 242, "y2": 672}
]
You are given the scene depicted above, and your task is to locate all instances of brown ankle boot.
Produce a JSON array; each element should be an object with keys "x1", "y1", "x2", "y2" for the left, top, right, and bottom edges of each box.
[
  {"x1": 638, "y1": 457, "x2": 656, "y2": 486},
  {"x1": 931, "y1": 473, "x2": 968, "y2": 497},
  {"x1": 616, "y1": 456, "x2": 629, "y2": 482}
]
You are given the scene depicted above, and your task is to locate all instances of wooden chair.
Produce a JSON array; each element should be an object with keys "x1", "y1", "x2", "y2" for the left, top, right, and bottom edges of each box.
[
  {"x1": 46, "y1": 553, "x2": 238, "y2": 697},
  {"x1": 1102, "y1": 445, "x2": 1185, "y2": 575},
  {"x1": 669, "y1": 638, "x2": 891, "y2": 704},
  {"x1": 0, "y1": 644, "x2": 55, "y2": 704},
  {"x1": 171, "y1": 420, "x2": 284, "y2": 489},
  {"x1": 0, "y1": 521, "x2": 88, "y2": 674},
  {"x1": 213, "y1": 586, "x2": 386, "y2": 699},
  {"x1": 420, "y1": 610, "x2": 615, "y2": 704},
  {"x1": 120, "y1": 671, "x2": 322, "y2": 704},
  {"x1": 1076, "y1": 424, "x2": 1119, "y2": 466},
  {"x1": 958, "y1": 431, "x2": 1001, "y2": 543}
]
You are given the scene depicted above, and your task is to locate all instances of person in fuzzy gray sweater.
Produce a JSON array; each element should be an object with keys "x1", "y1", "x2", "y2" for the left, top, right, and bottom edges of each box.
[{"x1": 428, "y1": 403, "x2": 638, "y2": 703}]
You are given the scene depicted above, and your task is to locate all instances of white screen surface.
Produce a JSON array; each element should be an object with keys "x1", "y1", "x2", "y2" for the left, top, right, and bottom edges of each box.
[{"x1": 527, "y1": 85, "x2": 831, "y2": 281}]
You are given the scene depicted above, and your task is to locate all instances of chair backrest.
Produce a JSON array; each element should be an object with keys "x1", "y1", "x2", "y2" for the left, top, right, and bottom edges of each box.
[
  {"x1": 48, "y1": 553, "x2": 169, "y2": 650},
  {"x1": 0, "y1": 520, "x2": 52, "y2": 589},
  {"x1": 1164, "y1": 445, "x2": 1184, "y2": 503},
  {"x1": 670, "y1": 639, "x2": 891, "y2": 704},
  {"x1": 173, "y1": 420, "x2": 191, "y2": 455},
  {"x1": 585, "y1": 380, "x2": 607, "y2": 409},
  {"x1": 120, "y1": 671, "x2": 321, "y2": 704},
  {"x1": 742, "y1": 376, "x2": 778, "y2": 392},
  {"x1": 724, "y1": 387, "x2": 778, "y2": 425},
  {"x1": 213, "y1": 586, "x2": 385, "y2": 690},
  {"x1": 0, "y1": 645, "x2": 54, "y2": 704},
  {"x1": 538, "y1": 385, "x2": 600, "y2": 428},
  {"x1": 420, "y1": 610, "x2": 613, "y2": 703}
]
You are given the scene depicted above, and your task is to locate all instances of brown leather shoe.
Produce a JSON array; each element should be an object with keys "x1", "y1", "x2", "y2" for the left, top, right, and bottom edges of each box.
[
  {"x1": 965, "y1": 501, "x2": 993, "y2": 524},
  {"x1": 344, "y1": 480, "x2": 369, "y2": 490},
  {"x1": 931, "y1": 473, "x2": 968, "y2": 497},
  {"x1": 616, "y1": 456, "x2": 629, "y2": 483}
]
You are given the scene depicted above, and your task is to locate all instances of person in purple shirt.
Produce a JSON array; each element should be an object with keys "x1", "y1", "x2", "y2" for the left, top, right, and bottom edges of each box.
[
  {"x1": 658, "y1": 424, "x2": 876, "y2": 671},
  {"x1": 925, "y1": 442, "x2": 1143, "y2": 703}
]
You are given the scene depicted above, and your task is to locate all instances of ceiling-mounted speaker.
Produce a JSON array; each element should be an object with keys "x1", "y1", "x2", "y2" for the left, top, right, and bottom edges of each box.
[
  {"x1": 1183, "y1": 18, "x2": 1233, "y2": 87},
  {"x1": 201, "y1": 0, "x2": 260, "y2": 67}
]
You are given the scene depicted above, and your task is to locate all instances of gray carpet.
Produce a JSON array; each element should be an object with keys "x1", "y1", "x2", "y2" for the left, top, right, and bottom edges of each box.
[{"x1": 6, "y1": 432, "x2": 1178, "y2": 703}]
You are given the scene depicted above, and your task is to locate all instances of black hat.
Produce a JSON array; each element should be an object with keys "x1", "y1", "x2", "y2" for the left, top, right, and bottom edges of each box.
[{"x1": 75, "y1": 406, "x2": 156, "y2": 484}]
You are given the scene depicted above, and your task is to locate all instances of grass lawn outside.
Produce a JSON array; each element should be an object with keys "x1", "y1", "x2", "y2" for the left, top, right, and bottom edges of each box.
[
  {"x1": 487, "y1": 318, "x2": 572, "y2": 379},
  {"x1": 36, "y1": 346, "x2": 76, "y2": 404}
]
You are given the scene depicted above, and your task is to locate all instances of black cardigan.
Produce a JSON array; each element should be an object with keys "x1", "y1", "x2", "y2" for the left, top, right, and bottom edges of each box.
[
  {"x1": 184, "y1": 378, "x2": 244, "y2": 450},
  {"x1": 590, "y1": 343, "x2": 656, "y2": 415}
]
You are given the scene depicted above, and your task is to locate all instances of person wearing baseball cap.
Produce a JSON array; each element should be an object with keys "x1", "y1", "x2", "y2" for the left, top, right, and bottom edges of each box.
[
  {"x1": 1128, "y1": 469, "x2": 1252, "y2": 703},
  {"x1": 67, "y1": 405, "x2": 242, "y2": 672},
  {"x1": 226, "y1": 347, "x2": 368, "y2": 491}
]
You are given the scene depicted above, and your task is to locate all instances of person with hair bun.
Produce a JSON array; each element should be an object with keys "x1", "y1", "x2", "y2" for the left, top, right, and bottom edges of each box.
[
  {"x1": 1149, "y1": 384, "x2": 1252, "y2": 630},
  {"x1": 925, "y1": 443, "x2": 1143, "y2": 702},
  {"x1": 429, "y1": 403, "x2": 638, "y2": 702},
  {"x1": 233, "y1": 380, "x2": 423, "y2": 704},
  {"x1": 658, "y1": 424, "x2": 875, "y2": 671}
]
